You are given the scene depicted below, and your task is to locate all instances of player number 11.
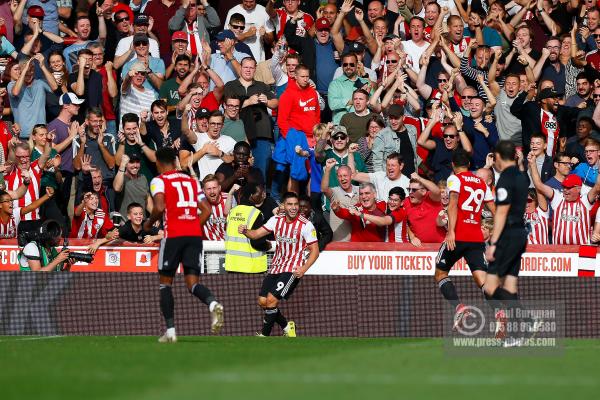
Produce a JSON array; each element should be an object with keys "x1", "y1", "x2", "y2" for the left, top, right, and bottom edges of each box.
[{"x1": 172, "y1": 181, "x2": 198, "y2": 208}]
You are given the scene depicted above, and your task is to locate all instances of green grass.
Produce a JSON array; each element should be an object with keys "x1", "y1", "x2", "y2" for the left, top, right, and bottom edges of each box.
[{"x1": 1, "y1": 336, "x2": 599, "y2": 400}]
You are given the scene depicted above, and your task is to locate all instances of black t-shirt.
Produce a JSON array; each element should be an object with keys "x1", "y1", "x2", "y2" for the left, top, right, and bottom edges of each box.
[
  {"x1": 495, "y1": 165, "x2": 529, "y2": 227},
  {"x1": 68, "y1": 69, "x2": 103, "y2": 123},
  {"x1": 215, "y1": 162, "x2": 265, "y2": 191},
  {"x1": 118, "y1": 220, "x2": 160, "y2": 243},
  {"x1": 431, "y1": 138, "x2": 454, "y2": 182},
  {"x1": 397, "y1": 130, "x2": 416, "y2": 176},
  {"x1": 145, "y1": 119, "x2": 182, "y2": 150}
]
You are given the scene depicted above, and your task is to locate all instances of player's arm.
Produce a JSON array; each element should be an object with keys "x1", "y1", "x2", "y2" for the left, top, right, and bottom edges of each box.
[
  {"x1": 239, "y1": 224, "x2": 270, "y2": 240},
  {"x1": 294, "y1": 241, "x2": 319, "y2": 278},
  {"x1": 198, "y1": 198, "x2": 212, "y2": 227},
  {"x1": 143, "y1": 193, "x2": 165, "y2": 232},
  {"x1": 445, "y1": 191, "x2": 458, "y2": 250}
]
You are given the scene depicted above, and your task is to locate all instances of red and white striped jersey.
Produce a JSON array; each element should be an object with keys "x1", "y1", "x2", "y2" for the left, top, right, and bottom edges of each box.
[
  {"x1": 386, "y1": 208, "x2": 409, "y2": 243},
  {"x1": 0, "y1": 207, "x2": 22, "y2": 239},
  {"x1": 5, "y1": 163, "x2": 42, "y2": 221},
  {"x1": 150, "y1": 170, "x2": 203, "y2": 239},
  {"x1": 550, "y1": 190, "x2": 592, "y2": 245},
  {"x1": 200, "y1": 191, "x2": 228, "y2": 241},
  {"x1": 70, "y1": 208, "x2": 115, "y2": 239},
  {"x1": 448, "y1": 37, "x2": 470, "y2": 58},
  {"x1": 263, "y1": 214, "x2": 317, "y2": 274},
  {"x1": 525, "y1": 207, "x2": 549, "y2": 245}
]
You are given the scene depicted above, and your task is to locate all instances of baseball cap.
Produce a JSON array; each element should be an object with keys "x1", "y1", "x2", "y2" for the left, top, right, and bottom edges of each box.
[
  {"x1": 59, "y1": 92, "x2": 85, "y2": 106},
  {"x1": 315, "y1": 17, "x2": 331, "y2": 31},
  {"x1": 215, "y1": 30, "x2": 236, "y2": 42},
  {"x1": 27, "y1": 5, "x2": 45, "y2": 19},
  {"x1": 346, "y1": 42, "x2": 366, "y2": 54},
  {"x1": 128, "y1": 153, "x2": 142, "y2": 162},
  {"x1": 171, "y1": 31, "x2": 188, "y2": 42},
  {"x1": 537, "y1": 87, "x2": 563, "y2": 101},
  {"x1": 130, "y1": 61, "x2": 148, "y2": 73},
  {"x1": 562, "y1": 174, "x2": 583, "y2": 188},
  {"x1": 331, "y1": 125, "x2": 348, "y2": 138},
  {"x1": 134, "y1": 14, "x2": 149, "y2": 25},
  {"x1": 132, "y1": 33, "x2": 149, "y2": 45},
  {"x1": 195, "y1": 108, "x2": 211, "y2": 119},
  {"x1": 387, "y1": 104, "x2": 404, "y2": 118}
]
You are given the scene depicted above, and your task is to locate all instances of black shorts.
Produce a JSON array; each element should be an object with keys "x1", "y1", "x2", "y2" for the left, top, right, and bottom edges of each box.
[
  {"x1": 157, "y1": 236, "x2": 203, "y2": 277},
  {"x1": 487, "y1": 227, "x2": 528, "y2": 278},
  {"x1": 259, "y1": 273, "x2": 300, "y2": 300},
  {"x1": 436, "y1": 241, "x2": 487, "y2": 273}
]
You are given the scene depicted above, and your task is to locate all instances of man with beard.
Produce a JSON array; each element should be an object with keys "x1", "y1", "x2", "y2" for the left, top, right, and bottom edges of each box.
[
  {"x1": 537, "y1": 37, "x2": 566, "y2": 94},
  {"x1": 200, "y1": 174, "x2": 229, "y2": 241},
  {"x1": 160, "y1": 53, "x2": 192, "y2": 112},
  {"x1": 113, "y1": 153, "x2": 150, "y2": 218},
  {"x1": 566, "y1": 73, "x2": 593, "y2": 107},
  {"x1": 511, "y1": 87, "x2": 581, "y2": 155},
  {"x1": 328, "y1": 52, "x2": 369, "y2": 124},
  {"x1": 215, "y1": 141, "x2": 263, "y2": 191},
  {"x1": 118, "y1": 202, "x2": 163, "y2": 243}
]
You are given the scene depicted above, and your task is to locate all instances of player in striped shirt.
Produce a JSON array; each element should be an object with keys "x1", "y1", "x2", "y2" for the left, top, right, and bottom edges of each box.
[
  {"x1": 524, "y1": 189, "x2": 549, "y2": 245},
  {"x1": 200, "y1": 174, "x2": 229, "y2": 241},
  {"x1": 529, "y1": 153, "x2": 600, "y2": 245},
  {"x1": 239, "y1": 192, "x2": 320, "y2": 337}
]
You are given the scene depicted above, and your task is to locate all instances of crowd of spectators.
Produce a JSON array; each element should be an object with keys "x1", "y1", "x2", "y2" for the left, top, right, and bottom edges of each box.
[{"x1": 0, "y1": 0, "x2": 600, "y2": 254}]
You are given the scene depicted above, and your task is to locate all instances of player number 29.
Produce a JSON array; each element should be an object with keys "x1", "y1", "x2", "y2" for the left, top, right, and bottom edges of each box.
[
  {"x1": 172, "y1": 181, "x2": 198, "y2": 208},
  {"x1": 461, "y1": 187, "x2": 485, "y2": 213}
]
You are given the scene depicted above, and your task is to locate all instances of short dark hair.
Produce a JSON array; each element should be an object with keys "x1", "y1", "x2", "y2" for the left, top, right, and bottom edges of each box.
[
  {"x1": 494, "y1": 140, "x2": 516, "y2": 161},
  {"x1": 174, "y1": 54, "x2": 192, "y2": 64},
  {"x1": 388, "y1": 186, "x2": 406, "y2": 200},
  {"x1": 151, "y1": 99, "x2": 167, "y2": 112},
  {"x1": 409, "y1": 16, "x2": 425, "y2": 27},
  {"x1": 77, "y1": 48, "x2": 93, "y2": 57},
  {"x1": 576, "y1": 72, "x2": 590, "y2": 82},
  {"x1": 209, "y1": 110, "x2": 224, "y2": 120},
  {"x1": 156, "y1": 147, "x2": 177, "y2": 165},
  {"x1": 342, "y1": 52, "x2": 358, "y2": 63},
  {"x1": 121, "y1": 113, "x2": 139, "y2": 126},
  {"x1": 295, "y1": 63, "x2": 310, "y2": 74},
  {"x1": 0, "y1": 190, "x2": 9, "y2": 200},
  {"x1": 386, "y1": 152, "x2": 404, "y2": 164},
  {"x1": 451, "y1": 148, "x2": 471, "y2": 168},
  {"x1": 127, "y1": 202, "x2": 144, "y2": 213},
  {"x1": 86, "y1": 107, "x2": 103, "y2": 119},
  {"x1": 282, "y1": 192, "x2": 299, "y2": 203},
  {"x1": 553, "y1": 151, "x2": 570, "y2": 163},
  {"x1": 230, "y1": 12, "x2": 245, "y2": 24},
  {"x1": 298, "y1": 194, "x2": 311, "y2": 203},
  {"x1": 234, "y1": 141, "x2": 251, "y2": 153},
  {"x1": 579, "y1": 116, "x2": 594, "y2": 126},
  {"x1": 241, "y1": 56, "x2": 256, "y2": 67},
  {"x1": 353, "y1": 89, "x2": 369, "y2": 98},
  {"x1": 530, "y1": 133, "x2": 547, "y2": 143}
]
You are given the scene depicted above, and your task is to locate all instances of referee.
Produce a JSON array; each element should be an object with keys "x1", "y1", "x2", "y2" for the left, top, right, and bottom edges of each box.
[{"x1": 484, "y1": 141, "x2": 529, "y2": 343}]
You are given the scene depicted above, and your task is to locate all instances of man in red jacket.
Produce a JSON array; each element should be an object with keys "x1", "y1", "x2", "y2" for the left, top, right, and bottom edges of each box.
[
  {"x1": 331, "y1": 182, "x2": 386, "y2": 242},
  {"x1": 277, "y1": 64, "x2": 321, "y2": 147}
]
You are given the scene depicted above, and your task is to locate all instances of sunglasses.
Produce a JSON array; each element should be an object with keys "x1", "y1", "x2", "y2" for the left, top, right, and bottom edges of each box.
[
  {"x1": 115, "y1": 17, "x2": 130, "y2": 23},
  {"x1": 133, "y1": 41, "x2": 148, "y2": 46},
  {"x1": 231, "y1": 25, "x2": 245, "y2": 30},
  {"x1": 408, "y1": 188, "x2": 422, "y2": 193},
  {"x1": 593, "y1": 34, "x2": 600, "y2": 38},
  {"x1": 461, "y1": 95, "x2": 475, "y2": 99},
  {"x1": 438, "y1": 79, "x2": 448, "y2": 83},
  {"x1": 332, "y1": 135, "x2": 347, "y2": 141},
  {"x1": 593, "y1": 94, "x2": 600, "y2": 98},
  {"x1": 386, "y1": 59, "x2": 399, "y2": 64},
  {"x1": 343, "y1": 63, "x2": 356, "y2": 67},
  {"x1": 443, "y1": 134, "x2": 457, "y2": 139}
]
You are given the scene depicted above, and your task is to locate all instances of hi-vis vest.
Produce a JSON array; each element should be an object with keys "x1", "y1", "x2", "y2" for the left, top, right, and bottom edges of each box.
[{"x1": 224, "y1": 205, "x2": 267, "y2": 273}]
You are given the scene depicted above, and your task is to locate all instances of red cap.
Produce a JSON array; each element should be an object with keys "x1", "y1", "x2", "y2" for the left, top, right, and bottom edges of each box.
[
  {"x1": 315, "y1": 17, "x2": 331, "y2": 31},
  {"x1": 562, "y1": 174, "x2": 583, "y2": 188},
  {"x1": 112, "y1": 3, "x2": 134, "y2": 26},
  {"x1": 27, "y1": 6, "x2": 45, "y2": 18},
  {"x1": 171, "y1": 31, "x2": 188, "y2": 42}
]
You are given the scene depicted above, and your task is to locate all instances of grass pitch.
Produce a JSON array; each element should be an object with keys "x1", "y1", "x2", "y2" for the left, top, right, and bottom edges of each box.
[{"x1": 1, "y1": 336, "x2": 599, "y2": 400}]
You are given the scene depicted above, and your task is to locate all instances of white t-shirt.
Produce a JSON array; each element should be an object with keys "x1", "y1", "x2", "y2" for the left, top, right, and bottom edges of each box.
[
  {"x1": 368, "y1": 171, "x2": 410, "y2": 202},
  {"x1": 18, "y1": 242, "x2": 40, "y2": 269},
  {"x1": 401, "y1": 40, "x2": 430, "y2": 73},
  {"x1": 114, "y1": 36, "x2": 160, "y2": 60},
  {"x1": 192, "y1": 133, "x2": 236, "y2": 180},
  {"x1": 224, "y1": 4, "x2": 274, "y2": 62}
]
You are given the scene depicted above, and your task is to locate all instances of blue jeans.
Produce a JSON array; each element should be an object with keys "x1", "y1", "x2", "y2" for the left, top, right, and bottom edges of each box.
[
  {"x1": 106, "y1": 119, "x2": 116, "y2": 136},
  {"x1": 251, "y1": 139, "x2": 273, "y2": 182}
]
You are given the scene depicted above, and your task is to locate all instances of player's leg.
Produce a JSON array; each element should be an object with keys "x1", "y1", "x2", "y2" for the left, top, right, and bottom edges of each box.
[
  {"x1": 158, "y1": 239, "x2": 178, "y2": 343},
  {"x1": 183, "y1": 238, "x2": 224, "y2": 334},
  {"x1": 261, "y1": 293, "x2": 281, "y2": 336},
  {"x1": 435, "y1": 243, "x2": 461, "y2": 308}
]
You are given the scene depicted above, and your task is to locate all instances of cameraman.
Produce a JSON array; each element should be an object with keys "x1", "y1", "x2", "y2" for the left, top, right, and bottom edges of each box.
[{"x1": 18, "y1": 220, "x2": 72, "y2": 272}]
